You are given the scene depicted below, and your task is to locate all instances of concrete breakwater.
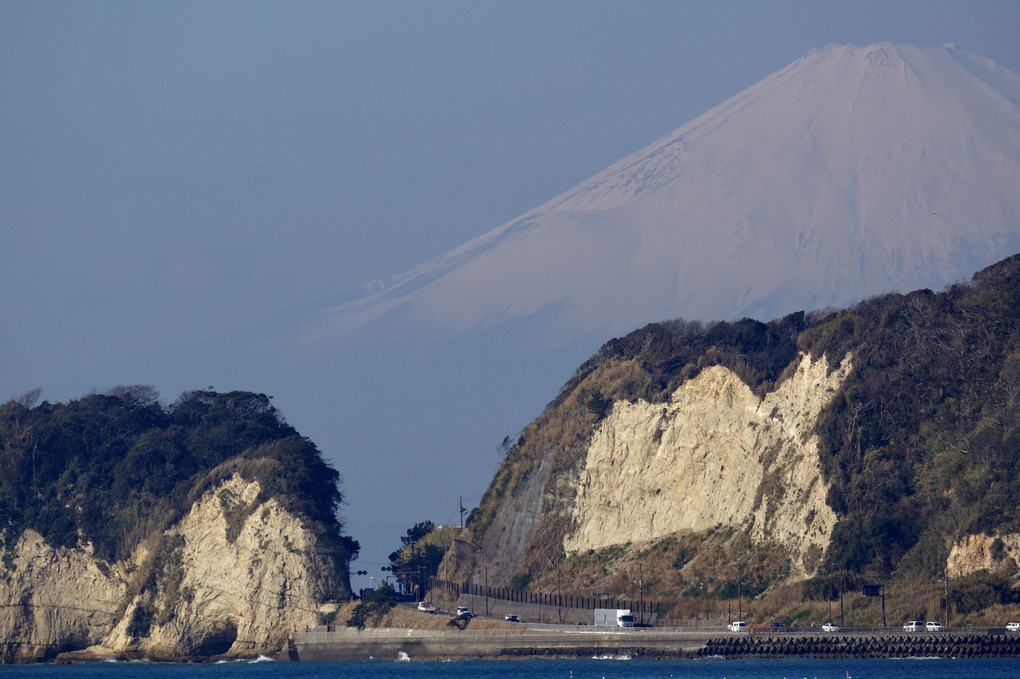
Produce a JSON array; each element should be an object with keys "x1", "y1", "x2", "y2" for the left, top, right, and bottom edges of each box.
[
  {"x1": 698, "y1": 633, "x2": 1020, "y2": 659},
  {"x1": 292, "y1": 628, "x2": 1020, "y2": 661}
]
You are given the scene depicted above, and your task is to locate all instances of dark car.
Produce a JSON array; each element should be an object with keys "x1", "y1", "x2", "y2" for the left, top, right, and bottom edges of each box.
[
  {"x1": 769, "y1": 622, "x2": 787, "y2": 632},
  {"x1": 504, "y1": 614, "x2": 520, "y2": 622}
]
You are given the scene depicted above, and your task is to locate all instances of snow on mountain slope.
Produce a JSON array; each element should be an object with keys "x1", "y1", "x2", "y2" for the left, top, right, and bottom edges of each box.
[{"x1": 295, "y1": 43, "x2": 1020, "y2": 358}]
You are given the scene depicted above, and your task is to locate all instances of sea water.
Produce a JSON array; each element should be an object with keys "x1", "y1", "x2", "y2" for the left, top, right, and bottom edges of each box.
[{"x1": 0, "y1": 657, "x2": 1016, "y2": 679}]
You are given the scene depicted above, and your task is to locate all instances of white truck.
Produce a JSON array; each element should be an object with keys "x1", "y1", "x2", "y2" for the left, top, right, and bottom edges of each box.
[{"x1": 594, "y1": 608, "x2": 635, "y2": 627}]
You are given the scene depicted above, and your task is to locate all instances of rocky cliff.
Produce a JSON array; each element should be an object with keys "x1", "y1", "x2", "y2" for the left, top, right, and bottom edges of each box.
[
  {"x1": 949, "y1": 533, "x2": 1020, "y2": 579},
  {"x1": 0, "y1": 389, "x2": 355, "y2": 662},
  {"x1": 563, "y1": 352, "x2": 850, "y2": 578},
  {"x1": 465, "y1": 349, "x2": 852, "y2": 591},
  {"x1": 0, "y1": 474, "x2": 345, "y2": 662},
  {"x1": 465, "y1": 259, "x2": 1020, "y2": 619}
]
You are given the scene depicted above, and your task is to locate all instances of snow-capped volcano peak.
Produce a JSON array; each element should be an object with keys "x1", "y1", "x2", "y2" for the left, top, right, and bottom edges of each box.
[{"x1": 295, "y1": 43, "x2": 1020, "y2": 356}]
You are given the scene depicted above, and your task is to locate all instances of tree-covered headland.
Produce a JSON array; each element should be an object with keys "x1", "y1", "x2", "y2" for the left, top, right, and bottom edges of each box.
[{"x1": 0, "y1": 387, "x2": 358, "y2": 571}]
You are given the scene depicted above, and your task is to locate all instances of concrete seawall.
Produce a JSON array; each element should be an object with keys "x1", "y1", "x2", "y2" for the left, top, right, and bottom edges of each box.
[
  {"x1": 292, "y1": 628, "x2": 1020, "y2": 661},
  {"x1": 293, "y1": 627, "x2": 706, "y2": 661}
]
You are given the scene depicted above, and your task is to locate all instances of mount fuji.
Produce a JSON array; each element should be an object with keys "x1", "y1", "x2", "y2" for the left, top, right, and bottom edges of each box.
[
  {"x1": 291, "y1": 42, "x2": 1020, "y2": 358},
  {"x1": 52, "y1": 43, "x2": 1020, "y2": 569}
]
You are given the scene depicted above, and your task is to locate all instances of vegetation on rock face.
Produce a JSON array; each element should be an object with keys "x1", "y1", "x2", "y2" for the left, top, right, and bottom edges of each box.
[
  {"x1": 464, "y1": 253, "x2": 1020, "y2": 621},
  {"x1": 0, "y1": 387, "x2": 358, "y2": 571},
  {"x1": 799, "y1": 254, "x2": 1020, "y2": 576},
  {"x1": 554, "y1": 311, "x2": 815, "y2": 408}
]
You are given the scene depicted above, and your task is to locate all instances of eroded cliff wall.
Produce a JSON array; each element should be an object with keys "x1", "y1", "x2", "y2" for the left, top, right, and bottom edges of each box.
[
  {"x1": 0, "y1": 530, "x2": 125, "y2": 662},
  {"x1": 0, "y1": 474, "x2": 346, "y2": 662},
  {"x1": 562, "y1": 352, "x2": 851, "y2": 578},
  {"x1": 948, "y1": 532, "x2": 1020, "y2": 578}
]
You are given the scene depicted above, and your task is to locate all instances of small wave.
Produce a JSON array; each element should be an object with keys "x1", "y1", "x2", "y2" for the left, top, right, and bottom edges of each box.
[
  {"x1": 396, "y1": 651, "x2": 411, "y2": 662},
  {"x1": 592, "y1": 654, "x2": 632, "y2": 660},
  {"x1": 248, "y1": 655, "x2": 275, "y2": 663}
]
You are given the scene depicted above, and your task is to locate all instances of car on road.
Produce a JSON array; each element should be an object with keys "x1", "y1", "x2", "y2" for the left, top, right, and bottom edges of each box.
[
  {"x1": 768, "y1": 622, "x2": 787, "y2": 632},
  {"x1": 456, "y1": 606, "x2": 472, "y2": 619},
  {"x1": 504, "y1": 614, "x2": 520, "y2": 622},
  {"x1": 926, "y1": 621, "x2": 944, "y2": 632},
  {"x1": 417, "y1": 601, "x2": 436, "y2": 613},
  {"x1": 903, "y1": 621, "x2": 923, "y2": 632},
  {"x1": 728, "y1": 621, "x2": 747, "y2": 632},
  {"x1": 821, "y1": 622, "x2": 839, "y2": 632},
  {"x1": 1006, "y1": 622, "x2": 1019, "y2": 632}
]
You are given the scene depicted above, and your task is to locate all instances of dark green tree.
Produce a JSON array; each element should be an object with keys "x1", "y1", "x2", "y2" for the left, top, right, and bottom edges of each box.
[{"x1": 346, "y1": 582, "x2": 398, "y2": 630}]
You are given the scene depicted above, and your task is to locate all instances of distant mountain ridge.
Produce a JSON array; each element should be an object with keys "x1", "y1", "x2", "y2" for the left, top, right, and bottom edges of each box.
[{"x1": 293, "y1": 42, "x2": 1020, "y2": 358}]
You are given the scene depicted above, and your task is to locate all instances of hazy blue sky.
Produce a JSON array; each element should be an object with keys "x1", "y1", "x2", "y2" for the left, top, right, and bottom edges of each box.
[
  {"x1": 4, "y1": 2, "x2": 1020, "y2": 583},
  {"x1": 4, "y1": 0, "x2": 1019, "y2": 398}
]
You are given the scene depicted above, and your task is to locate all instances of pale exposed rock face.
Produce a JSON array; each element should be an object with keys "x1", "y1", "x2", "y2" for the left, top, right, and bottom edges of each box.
[
  {"x1": 0, "y1": 530, "x2": 126, "y2": 662},
  {"x1": 0, "y1": 475, "x2": 348, "y2": 662},
  {"x1": 563, "y1": 353, "x2": 850, "y2": 578},
  {"x1": 948, "y1": 533, "x2": 1020, "y2": 578}
]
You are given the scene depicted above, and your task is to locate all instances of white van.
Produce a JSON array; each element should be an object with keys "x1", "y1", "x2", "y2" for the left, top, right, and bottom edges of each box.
[{"x1": 728, "y1": 621, "x2": 748, "y2": 632}]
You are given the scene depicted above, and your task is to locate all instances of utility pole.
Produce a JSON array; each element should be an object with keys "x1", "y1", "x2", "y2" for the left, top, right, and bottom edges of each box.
[
  {"x1": 638, "y1": 564, "x2": 644, "y2": 626},
  {"x1": 839, "y1": 566, "x2": 844, "y2": 628},
  {"x1": 557, "y1": 567, "x2": 562, "y2": 624},
  {"x1": 880, "y1": 583, "x2": 887, "y2": 628},
  {"x1": 738, "y1": 566, "x2": 742, "y2": 621},
  {"x1": 944, "y1": 565, "x2": 950, "y2": 626},
  {"x1": 459, "y1": 496, "x2": 465, "y2": 530},
  {"x1": 538, "y1": 575, "x2": 543, "y2": 623},
  {"x1": 728, "y1": 563, "x2": 742, "y2": 621},
  {"x1": 454, "y1": 538, "x2": 488, "y2": 616}
]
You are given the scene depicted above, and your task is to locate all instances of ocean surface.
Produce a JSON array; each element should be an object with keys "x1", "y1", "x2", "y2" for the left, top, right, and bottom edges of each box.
[{"x1": 0, "y1": 657, "x2": 1016, "y2": 679}]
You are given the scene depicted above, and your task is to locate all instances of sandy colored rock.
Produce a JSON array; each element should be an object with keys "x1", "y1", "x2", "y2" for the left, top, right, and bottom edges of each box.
[
  {"x1": 948, "y1": 532, "x2": 1020, "y2": 578},
  {"x1": 0, "y1": 474, "x2": 348, "y2": 662},
  {"x1": 563, "y1": 352, "x2": 850, "y2": 578},
  {"x1": 0, "y1": 530, "x2": 126, "y2": 662}
]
